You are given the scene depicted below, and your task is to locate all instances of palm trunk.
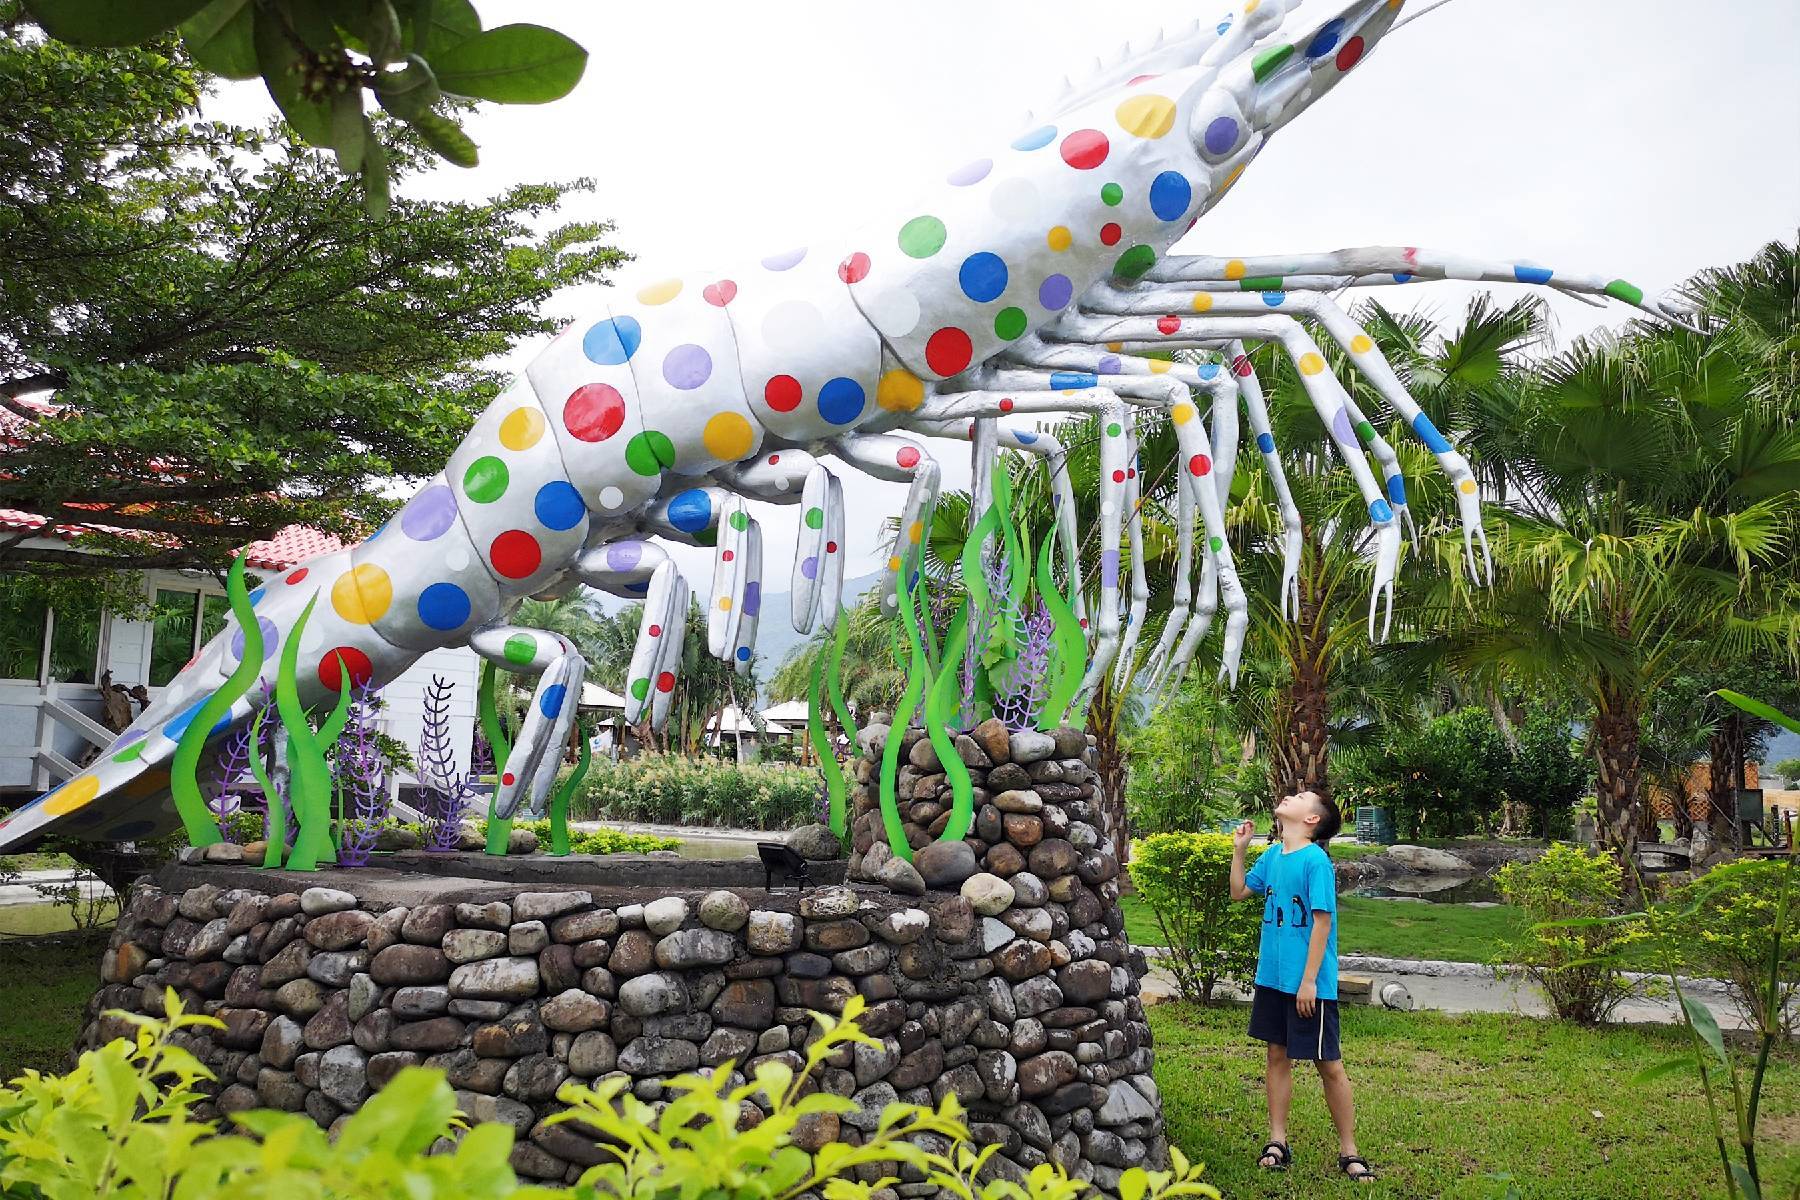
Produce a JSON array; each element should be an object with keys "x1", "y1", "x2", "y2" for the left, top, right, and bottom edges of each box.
[
  {"x1": 1086, "y1": 678, "x2": 1130, "y2": 866},
  {"x1": 1270, "y1": 590, "x2": 1331, "y2": 808},
  {"x1": 1706, "y1": 714, "x2": 1746, "y2": 846},
  {"x1": 1591, "y1": 685, "x2": 1643, "y2": 870}
]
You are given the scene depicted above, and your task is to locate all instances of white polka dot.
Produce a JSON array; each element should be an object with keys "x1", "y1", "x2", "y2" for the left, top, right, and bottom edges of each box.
[
  {"x1": 445, "y1": 547, "x2": 471, "y2": 572},
  {"x1": 989, "y1": 177, "x2": 1043, "y2": 224},
  {"x1": 463, "y1": 435, "x2": 483, "y2": 453},
  {"x1": 762, "y1": 300, "x2": 826, "y2": 355},
  {"x1": 599, "y1": 486, "x2": 625, "y2": 510},
  {"x1": 863, "y1": 287, "x2": 921, "y2": 339},
  {"x1": 1101, "y1": 501, "x2": 1117, "y2": 516}
]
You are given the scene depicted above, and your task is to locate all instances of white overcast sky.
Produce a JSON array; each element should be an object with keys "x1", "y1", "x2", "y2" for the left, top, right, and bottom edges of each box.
[{"x1": 219, "y1": 0, "x2": 1800, "y2": 589}]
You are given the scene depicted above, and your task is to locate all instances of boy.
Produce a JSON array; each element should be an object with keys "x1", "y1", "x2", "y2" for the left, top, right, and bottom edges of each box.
[{"x1": 1229, "y1": 791, "x2": 1374, "y2": 1183}]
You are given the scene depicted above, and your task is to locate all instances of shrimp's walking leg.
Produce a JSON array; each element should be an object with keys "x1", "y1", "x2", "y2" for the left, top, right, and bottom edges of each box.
[
  {"x1": 470, "y1": 625, "x2": 585, "y2": 821},
  {"x1": 612, "y1": 560, "x2": 689, "y2": 731},
  {"x1": 827, "y1": 432, "x2": 940, "y2": 615},
  {"x1": 1113, "y1": 411, "x2": 1150, "y2": 688}
]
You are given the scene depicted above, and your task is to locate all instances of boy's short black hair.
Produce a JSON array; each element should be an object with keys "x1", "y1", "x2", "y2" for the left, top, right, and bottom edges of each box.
[{"x1": 1310, "y1": 794, "x2": 1343, "y2": 845}]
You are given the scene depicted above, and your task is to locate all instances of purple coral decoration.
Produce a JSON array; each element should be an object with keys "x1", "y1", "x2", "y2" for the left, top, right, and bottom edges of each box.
[
  {"x1": 419, "y1": 674, "x2": 475, "y2": 853},
  {"x1": 333, "y1": 683, "x2": 391, "y2": 868},
  {"x1": 994, "y1": 599, "x2": 1054, "y2": 732},
  {"x1": 207, "y1": 720, "x2": 254, "y2": 837}
]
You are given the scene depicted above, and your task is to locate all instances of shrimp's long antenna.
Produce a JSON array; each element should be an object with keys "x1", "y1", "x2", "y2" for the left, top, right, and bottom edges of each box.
[{"x1": 1392, "y1": 0, "x2": 1458, "y2": 33}]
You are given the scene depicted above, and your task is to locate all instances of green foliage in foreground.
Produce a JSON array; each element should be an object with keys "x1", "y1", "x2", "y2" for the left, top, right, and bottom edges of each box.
[
  {"x1": 1120, "y1": 893, "x2": 1530, "y2": 965},
  {"x1": 1661, "y1": 858, "x2": 1800, "y2": 1039},
  {"x1": 1128, "y1": 834, "x2": 1264, "y2": 1003},
  {"x1": 488, "y1": 818, "x2": 678, "y2": 856},
  {"x1": 0, "y1": 992, "x2": 1221, "y2": 1200},
  {"x1": 571, "y1": 755, "x2": 823, "y2": 831},
  {"x1": 1494, "y1": 845, "x2": 1649, "y2": 1024},
  {"x1": 1149, "y1": 1001, "x2": 1800, "y2": 1199}
]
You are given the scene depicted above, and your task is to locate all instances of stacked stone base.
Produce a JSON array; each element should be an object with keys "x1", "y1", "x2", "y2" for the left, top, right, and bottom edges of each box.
[{"x1": 82, "y1": 731, "x2": 1164, "y2": 1195}]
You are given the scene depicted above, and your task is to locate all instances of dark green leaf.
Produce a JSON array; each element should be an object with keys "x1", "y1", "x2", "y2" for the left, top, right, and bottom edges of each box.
[
  {"x1": 428, "y1": 23, "x2": 586, "y2": 103},
  {"x1": 24, "y1": 0, "x2": 212, "y2": 45},
  {"x1": 179, "y1": 0, "x2": 258, "y2": 78},
  {"x1": 408, "y1": 110, "x2": 478, "y2": 167},
  {"x1": 252, "y1": 8, "x2": 333, "y2": 144},
  {"x1": 328, "y1": 93, "x2": 367, "y2": 173},
  {"x1": 1730, "y1": 1161, "x2": 1761, "y2": 1200},
  {"x1": 1631, "y1": 1057, "x2": 1697, "y2": 1085},
  {"x1": 410, "y1": 0, "x2": 480, "y2": 56},
  {"x1": 1715, "y1": 690, "x2": 1800, "y2": 738},
  {"x1": 373, "y1": 54, "x2": 441, "y2": 121},
  {"x1": 1681, "y1": 992, "x2": 1729, "y2": 1066},
  {"x1": 362, "y1": 137, "x2": 390, "y2": 218}
]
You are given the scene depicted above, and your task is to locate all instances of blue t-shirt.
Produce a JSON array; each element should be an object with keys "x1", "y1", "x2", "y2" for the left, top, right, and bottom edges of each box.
[{"x1": 1244, "y1": 842, "x2": 1339, "y2": 1000}]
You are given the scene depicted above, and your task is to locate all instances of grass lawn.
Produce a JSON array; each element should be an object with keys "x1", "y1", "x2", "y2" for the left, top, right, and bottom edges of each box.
[
  {"x1": 1150, "y1": 1001, "x2": 1800, "y2": 1199},
  {"x1": 1122, "y1": 893, "x2": 1526, "y2": 964},
  {"x1": 0, "y1": 933, "x2": 107, "y2": 1080}
]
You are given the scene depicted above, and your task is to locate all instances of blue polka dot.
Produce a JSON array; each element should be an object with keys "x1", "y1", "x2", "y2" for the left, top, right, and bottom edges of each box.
[
  {"x1": 417, "y1": 582, "x2": 472, "y2": 631},
  {"x1": 1014, "y1": 430, "x2": 1039, "y2": 445},
  {"x1": 667, "y1": 488, "x2": 714, "y2": 534},
  {"x1": 1386, "y1": 474, "x2": 1408, "y2": 505},
  {"x1": 1217, "y1": 18, "x2": 1232, "y2": 33},
  {"x1": 1011, "y1": 125, "x2": 1056, "y2": 151},
  {"x1": 958, "y1": 253, "x2": 1009, "y2": 303},
  {"x1": 247, "y1": 587, "x2": 265, "y2": 607},
  {"x1": 1369, "y1": 499, "x2": 1395, "y2": 523},
  {"x1": 1148, "y1": 171, "x2": 1192, "y2": 221},
  {"x1": 1392, "y1": 273, "x2": 1415, "y2": 284},
  {"x1": 1305, "y1": 18, "x2": 1344, "y2": 58},
  {"x1": 1256, "y1": 432, "x2": 1276, "y2": 453},
  {"x1": 625, "y1": 581, "x2": 649, "y2": 596},
  {"x1": 1410, "y1": 411, "x2": 1453, "y2": 454},
  {"x1": 534, "y1": 480, "x2": 586, "y2": 531},
  {"x1": 539, "y1": 683, "x2": 566, "y2": 719},
  {"x1": 1203, "y1": 117, "x2": 1239, "y2": 156},
  {"x1": 818, "y1": 378, "x2": 865, "y2": 425},
  {"x1": 1198, "y1": 363, "x2": 1221, "y2": 380},
  {"x1": 1050, "y1": 372, "x2": 1097, "y2": 390},
  {"x1": 1514, "y1": 265, "x2": 1554, "y2": 285},
  {"x1": 1261, "y1": 292, "x2": 1284, "y2": 307},
  {"x1": 164, "y1": 699, "x2": 229, "y2": 742},
  {"x1": 736, "y1": 646, "x2": 751, "y2": 662},
  {"x1": 583, "y1": 316, "x2": 642, "y2": 365}
]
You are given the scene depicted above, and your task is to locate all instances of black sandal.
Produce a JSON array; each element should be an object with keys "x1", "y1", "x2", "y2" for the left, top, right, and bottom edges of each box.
[
  {"x1": 1257, "y1": 1141, "x2": 1290, "y2": 1171},
  {"x1": 1339, "y1": 1154, "x2": 1376, "y2": 1182}
]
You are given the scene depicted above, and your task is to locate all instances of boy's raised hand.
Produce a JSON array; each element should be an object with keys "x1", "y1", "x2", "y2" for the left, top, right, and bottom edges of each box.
[{"x1": 1231, "y1": 820, "x2": 1254, "y2": 852}]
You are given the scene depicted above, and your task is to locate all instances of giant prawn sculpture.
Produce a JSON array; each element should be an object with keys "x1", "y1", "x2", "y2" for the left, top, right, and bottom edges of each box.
[{"x1": 0, "y1": 0, "x2": 1692, "y2": 858}]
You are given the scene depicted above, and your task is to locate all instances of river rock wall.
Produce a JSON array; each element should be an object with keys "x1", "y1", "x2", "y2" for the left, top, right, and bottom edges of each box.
[{"x1": 80, "y1": 722, "x2": 1164, "y2": 1195}]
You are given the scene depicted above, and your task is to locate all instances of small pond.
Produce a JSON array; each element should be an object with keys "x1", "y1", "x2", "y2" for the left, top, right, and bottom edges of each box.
[
  {"x1": 668, "y1": 834, "x2": 760, "y2": 860},
  {"x1": 1349, "y1": 871, "x2": 1504, "y2": 905}
]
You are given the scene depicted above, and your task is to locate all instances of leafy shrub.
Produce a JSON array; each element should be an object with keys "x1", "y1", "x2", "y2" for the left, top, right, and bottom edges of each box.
[
  {"x1": 1661, "y1": 858, "x2": 1800, "y2": 1037},
  {"x1": 1129, "y1": 833, "x2": 1265, "y2": 1003},
  {"x1": 1493, "y1": 843, "x2": 1646, "y2": 1023},
  {"x1": 0, "y1": 991, "x2": 1220, "y2": 1200},
  {"x1": 1123, "y1": 686, "x2": 1264, "y2": 835},
  {"x1": 571, "y1": 755, "x2": 823, "y2": 831}
]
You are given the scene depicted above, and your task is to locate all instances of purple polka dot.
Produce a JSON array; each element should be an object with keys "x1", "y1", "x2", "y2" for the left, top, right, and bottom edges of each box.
[
  {"x1": 400, "y1": 484, "x2": 457, "y2": 541},
  {"x1": 761, "y1": 247, "x2": 806, "y2": 271},
  {"x1": 111, "y1": 729, "x2": 147, "y2": 751},
  {"x1": 606, "y1": 540, "x2": 645, "y2": 571},
  {"x1": 1039, "y1": 274, "x2": 1074, "y2": 310},
  {"x1": 1204, "y1": 116, "x2": 1239, "y2": 156},
  {"x1": 947, "y1": 159, "x2": 992, "y2": 186},
  {"x1": 662, "y1": 344, "x2": 712, "y2": 390},
  {"x1": 1097, "y1": 354, "x2": 1122, "y2": 374},
  {"x1": 743, "y1": 581, "x2": 762, "y2": 616},
  {"x1": 1101, "y1": 549, "x2": 1120, "y2": 588},
  {"x1": 1331, "y1": 404, "x2": 1356, "y2": 444},
  {"x1": 230, "y1": 615, "x2": 279, "y2": 662},
  {"x1": 801, "y1": 555, "x2": 819, "y2": 581}
]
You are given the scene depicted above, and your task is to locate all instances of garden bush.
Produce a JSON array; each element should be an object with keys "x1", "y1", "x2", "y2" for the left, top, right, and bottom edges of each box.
[
  {"x1": 1494, "y1": 843, "x2": 1647, "y2": 1023},
  {"x1": 0, "y1": 991, "x2": 1219, "y2": 1200},
  {"x1": 571, "y1": 755, "x2": 824, "y2": 830},
  {"x1": 485, "y1": 818, "x2": 679, "y2": 855},
  {"x1": 1661, "y1": 857, "x2": 1800, "y2": 1038},
  {"x1": 1129, "y1": 833, "x2": 1265, "y2": 1002}
]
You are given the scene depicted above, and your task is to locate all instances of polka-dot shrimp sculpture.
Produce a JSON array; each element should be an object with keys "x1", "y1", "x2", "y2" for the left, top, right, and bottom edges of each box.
[{"x1": 0, "y1": 0, "x2": 1693, "y2": 852}]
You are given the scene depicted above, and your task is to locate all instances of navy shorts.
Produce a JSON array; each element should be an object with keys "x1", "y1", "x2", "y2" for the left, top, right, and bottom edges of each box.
[{"x1": 1248, "y1": 985, "x2": 1341, "y2": 1061}]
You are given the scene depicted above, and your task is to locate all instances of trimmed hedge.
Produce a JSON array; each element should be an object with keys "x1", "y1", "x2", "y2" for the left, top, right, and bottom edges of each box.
[{"x1": 569, "y1": 755, "x2": 824, "y2": 831}]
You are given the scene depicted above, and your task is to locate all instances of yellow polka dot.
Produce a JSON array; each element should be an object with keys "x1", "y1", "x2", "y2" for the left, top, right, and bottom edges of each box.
[
  {"x1": 1046, "y1": 226, "x2": 1073, "y2": 252},
  {"x1": 1191, "y1": 292, "x2": 1215, "y2": 312},
  {"x1": 908, "y1": 521, "x2": 923, "y2": 544},
  {"x1": 877, "y1": 369, "x2": 925, "y2": 413},
  {"x1": 44, "y1": 774, "x2": 100, "y2": 816},
  {"x1": 1115, "y1": 94, "x2": 1177, "y2": 140},
  {"x1": 1149, "y1": 360, "x2": 1171, "y2": 375},
  {"x1": 1219, "y1": 164, "x2": 1246, "y2": 193},
  {"x1": 1459, "y1": 479, "x2": 1478, "y2": 495},
  {"x1": 1245, "y1": 0, "x2": 1260, "y2": 13},
  {"x1": 717, "y1": 597, "x2": 732, "y2": 611},
  {"x1": 1172, "y1": 402, "x2": 1197, "y2": 425},
  {"x1": 332, "y1": 564, "x2": 392, "y2": 625},
  {"x1": 1350, "y1": 335, "x2": 1374, "y2": 354},
  {"x1": 1106, "y1": 341, "x2": 1124, "y2": 353},
  {"x1": 1223, "y1": 260, "x2": 1246, "y2": 281},
  {"x1": 1298, "y1": 353, "x2": 1326, "y2": 376},
  {"x1": 888, "y1": 556, "x2": 902, "y2": 571},
  {"x1": 636, "y1": 278, "x2": 682, "y2": 305},
  {"x1": 499, "y1": 407, "x2": 544, "y2": 452},
  {"x1": 702, "y1": 412, "x2": 754, "y2": 460}
]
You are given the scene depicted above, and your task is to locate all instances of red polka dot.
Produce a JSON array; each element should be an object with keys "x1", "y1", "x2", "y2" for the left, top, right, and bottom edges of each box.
[
  {"x1": 1100, "y1": 223, "x2": 1123, "y2": 247},
  {"x1": 925, "y1": 327, "x2": 974, "y2": 376},
  {"x1": 999, "y1": 398, "x2": 1015, "y2": 413},
  {"x1": 1127, "y1": 468, "x2": 1137, "y2": 479},
  {"x1": 1336, "y1": 35, "x2": 1365, "y2": 72},
  {"x1": 656, "y1": 671, "x2": 676, "y2": 693},
  {"x1": 764, "y1": 375, "x2": 803, "y2": 413},
  {"x1": 1189, "y1": 454, "x2": 1213, "y2": 476},
  {"x1": 1112, "y1": 469, "x2": 1126, "y2": 483},
  {"x1": 1126, "y1": 73, "x2": 1160, "y2": 85},
  {"x1": 1232, "y1": 356, "x2": 1254, "y2": 378},
  {"x1": 838, "y1": 252, "x2": 871, "y2": 284},
  {"x1": 648, "y1": 624, "x2": 662, "y2": 637},
  {"x1": 722, "y1": 549, "x2": 735, "y2": 562},
  {"x1": 318, "y1": 645, "x2": 373, "y2": 691},
  {"x1": 1157, "y1": 314, "x2": 1181, "y2": 335},
  {"x1": 768, "y1": 454, "x2": 780, "y2": 464},
  {"x1": 896, "y1": 446, "x2": 921, "y2": 469},
  {"x1": 490, "y1": 530, "x2": 542, "y2": 579},
  {"x1": 285, "y1": 568, "x2": 309, "y2": 585},
  {"x1": 564, "y1": 383, "x2": 626, "y2": 442},
  {"x1": 502, "y1": 771, "x2": 516, "y2": 786},
  {"x1": 1060, "y1": 129, "x2": 1109, "y2": 170},
  {"x1": 826, "y1": 541, "x2": 839, "y2": 553},
  {"x1": 702, "y1": 279, "x2": 737, "y2": 306},
  {"x1": 1079, "y1": 618, "x2": 1089, "y2": 629}
]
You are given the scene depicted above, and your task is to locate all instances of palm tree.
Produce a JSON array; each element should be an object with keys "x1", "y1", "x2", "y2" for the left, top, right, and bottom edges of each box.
[{"x1": 767, "y1": 592, "x2": 908, "y2": 717}]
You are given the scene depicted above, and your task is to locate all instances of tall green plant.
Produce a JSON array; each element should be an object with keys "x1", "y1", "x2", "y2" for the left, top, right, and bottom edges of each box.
[
  {"x1": 274, "y1": 597, "x2": 350, "y2": 872},
  {"x1": 168, "y1": 552, "x2": 260, "y2": 847}
]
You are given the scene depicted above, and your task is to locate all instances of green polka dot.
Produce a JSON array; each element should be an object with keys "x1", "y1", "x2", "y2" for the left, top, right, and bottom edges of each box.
[
  {"x1": 994, "y1": 307, "x2": 1028, "y2": 340},
  {"x1": 729, "y1": 510, "x2": 748, "y2": 532},
  {"x1": 804, "y1": 507, "x2": 824, "y2": 530},
  {"x1": 112, "y1": 741, "x2": 145, "y2": 764},
  {"x1": 1604, "y1": 279, "x2": 1644, "y2": 305},
  {"x1": 503, "y1": 634, "x2": 538, "y2": 665},
  {"x1": 697, "y1": 527, "x2": 717, "y2": 548},
  {"x1": 898, "y1": 216, "x2": 947, "y2": 259},
  {"x1": 630, "y1": 677, "x2": 650, "y2": 701},
  {"x1": 1106, "y1": 422, "x2": 1123, "y2": 437},
  {"x1": 1354, "y1": 420, "x2": 1375, "y2": 442},
  {"x1": 1113, "y1": 245, "x2": 1157, "y2": 281},
  {"x1": 1209, "y1": 536, "x2": 1224, "y2": 552},
  {"x1": 1100, "y1": 182, "x2": 1123, "y2": 206},
  {"x1": 625, "y1": 430, "x2": 676, "y2": 476},
  {"x1": 463, "y1": 456, "x2": 509, "y2": 503},
  {"x1": 1251, "y1": 44, "x2": 1294, "y2": 82},
  {"x1": 1239, "y1": 275, "x2": 1283, "y2": 292}
]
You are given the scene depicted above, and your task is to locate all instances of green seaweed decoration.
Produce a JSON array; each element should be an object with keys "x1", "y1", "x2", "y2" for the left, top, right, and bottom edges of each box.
[
  {"x1": 477, "y1": 661, "x2": 514, "y2": 856},
  {"x1": 959, "y1": 499, "x2": 1001, "y2": 724},
  {"x1": 275, "y1": 596, "x2": 351, "y2": 871},
  {"x1": 1036, "y1": 515, "x2": 1087, "y2": 730},
  {"x1": 547, "y1": 717, "x2": 592, "y2": 856},
  {"x1": 925, "y1": 600, "x2": 975, "y2": 844},
  {"x1": 169, "y1": 553, "x2": 263, "y2": 847},
  {"x1": 808, "y1": 630, "x2": 846, "y2": 839},
  {"x1": 244, "y1": 709, "x2": 284, "y2": 869},
  {"x1": 878, "y1": 544, "x2": 932, "y2": 862}
]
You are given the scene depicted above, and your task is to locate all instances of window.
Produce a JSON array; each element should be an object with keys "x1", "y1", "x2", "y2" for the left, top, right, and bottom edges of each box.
[
  {"x1": 148, "y1": 587, "x2": 229, "y2": 687},
  {"x1": 0, "y1": 576, "x2": 103, "y2": 684},
  {"x1": 0, "y1": 578, "x2": 48, "y2": 681},
  {"x1": 46, "y1": 595, "x2": 103, "y2": 684}
]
